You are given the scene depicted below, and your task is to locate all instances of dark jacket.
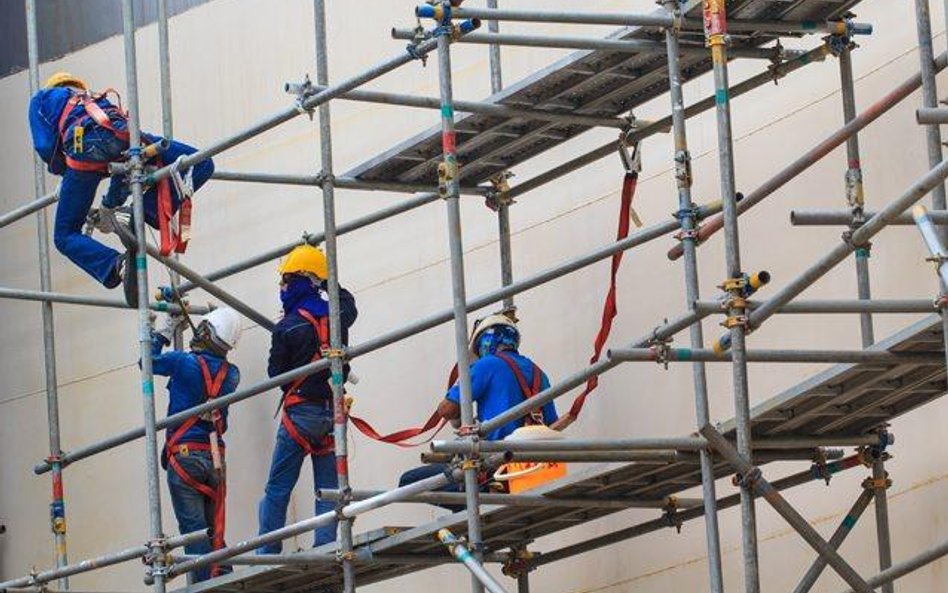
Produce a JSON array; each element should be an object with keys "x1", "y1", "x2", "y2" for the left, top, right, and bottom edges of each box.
[{"x1": 268, "y1": 287, "x2": 357, "y2": 402}]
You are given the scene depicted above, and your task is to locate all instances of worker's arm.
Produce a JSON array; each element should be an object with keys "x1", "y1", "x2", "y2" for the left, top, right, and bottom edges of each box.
[
  {"x1": 267, "y1": 325, "x2": 290, "y2": 379},
  {"x1": 441, "y1": 358, "x2": 490, "y2": 428},
  {"x1": 147, "y1": 332, "x2": 185, "y2": 377},
  {"x1": 339, "y1": 287, "x2": 358, "y2": 329},
  {"x1": 436, "y1": 398, "x2": 461, "y2": 428}
]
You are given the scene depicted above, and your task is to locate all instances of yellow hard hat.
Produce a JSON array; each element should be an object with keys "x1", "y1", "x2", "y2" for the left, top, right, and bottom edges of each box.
[
  {"x1": 279, "y1": 245, "x2": 328, "y2": 279},
  {"x1": 44, "y1": 71, "x2": 87, "y2": 91}
]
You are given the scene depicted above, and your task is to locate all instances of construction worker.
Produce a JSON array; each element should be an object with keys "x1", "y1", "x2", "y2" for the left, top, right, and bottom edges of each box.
[
  {"x1": 257, "y1": 245, "x2": 358, "y2": 552},
  {"x1": 28, "y1": 72, "x2": 214, "y2": 305},
  {"x1": 398, "y1": 315, "x2": 560, "y2": 503},
  {"x1": 150, "y1": 307, "x2": 242, "y2": 582}
]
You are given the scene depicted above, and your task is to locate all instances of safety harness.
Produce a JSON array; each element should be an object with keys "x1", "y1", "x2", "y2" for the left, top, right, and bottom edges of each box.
[
  {"x1": 494, "y1": 351, "x2": 546, "y2": 426},
  {"x1": 279, "y1": 309, "x2": 336, "y2": 456},
  {"x1": 162, "y1": 356, "x2": 229, "y2": 577},
  {"x1": 56, "y1": 88, "x2": 192, "y2": 257}
]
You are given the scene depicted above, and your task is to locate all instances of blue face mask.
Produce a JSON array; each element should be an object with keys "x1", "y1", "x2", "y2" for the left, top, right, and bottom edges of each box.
[{"x1": 280, "y1": 275, "x2": 329, "y2": 317}]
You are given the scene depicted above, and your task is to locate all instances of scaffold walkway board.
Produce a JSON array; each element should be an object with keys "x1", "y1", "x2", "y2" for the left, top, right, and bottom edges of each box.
[
  {"x1": 187, "y1": 315, "x2": 946, "y2": 593},
  {"x1": 344, "y1": 0, "x2": 863, "y2": 187}
]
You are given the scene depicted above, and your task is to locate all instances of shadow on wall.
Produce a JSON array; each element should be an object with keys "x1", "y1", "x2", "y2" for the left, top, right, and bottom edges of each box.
[{"x1": 0, "y1": 0, "x2": 214, "y2": 78}]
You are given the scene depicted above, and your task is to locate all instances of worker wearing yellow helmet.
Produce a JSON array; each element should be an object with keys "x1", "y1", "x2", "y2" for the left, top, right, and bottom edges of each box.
[
  {"x1": 28, "y1": 71, "x2": 215, "y2": 306},
  {"x1": 257, "y1": 244, "x2": 358, "y2": 551}
]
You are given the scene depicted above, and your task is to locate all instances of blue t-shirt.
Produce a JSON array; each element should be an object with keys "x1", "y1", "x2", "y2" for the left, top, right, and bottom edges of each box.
[
  {"x1": 445, "y1": 350, "x2": 557, "y2": 441},
  {"x1": 151, "y1": 335, "x2": 240, "y2": 445}
]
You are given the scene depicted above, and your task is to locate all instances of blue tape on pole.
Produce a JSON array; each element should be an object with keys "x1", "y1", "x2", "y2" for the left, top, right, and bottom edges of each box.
[
  {"x1": 331, "y1": 372, "x2": 344, "y2": 385},
  {"x1": 143, "y1": 381, "x2": 154, "y2": 396},
  {"x1": 842, "y1": 514, "x2": 857, "y2": 529},
  {"x1": 715, "y1": 89, "x2": 728, "y2": 105},
  {"x1": 136, "y1": 255, "x2": 147, "y2": 271}
]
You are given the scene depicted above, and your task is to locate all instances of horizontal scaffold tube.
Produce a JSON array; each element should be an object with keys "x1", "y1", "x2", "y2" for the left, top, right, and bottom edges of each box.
[
  {"x1": 420, "y1": 449, "x2": 847, "y2": 465},
  {"x1": 0, "y1": 287, "x2": 209, "y2": 314},
  {"x1": 747, "y1": 158, "x2": 948, "y2": 330},
  {"x1": 694, "y1": 299, "x2": 937, "y2": 315},
  {"x1": 438, "y1": 6, "x2": 675, "y2": 28},
  {"x1": 916, "y1": 107, "x2": 948, "y2": 124},
  {"x1": 607, "y1": 347, "x2": 943, "y2": 365},
  {"x1": 532, "y1": 453, "x2": 865, "y2": 568},
  {"x1": 212, "y1": 170, "x2": 488, "y2": 195},
  {"x1": 391, "y1": 29, "x2": 792, "y2": 60},
  {"x1": 165, "y1": 466, "x2": 467, "y2": 578},
  {"x1": 173, "y1": 192, "x2": 442, "y2": 297},
  {"x1": 510, "y1": 42, "x2": 833, "y2": 200},
  {"x1": 35, "y1": 203, "x2": 699, "y2": 475},
  {"x1": 669, "y1": 51, "x2": 948, "y2": 261},
  {"x1": 290, "y1": 83, "x2": 630, "y2": 129},
  {"x1": 0, "y1": 190, "x2": 58, "y2": 229},
  {"x1": 432, "y1": 434, "x2": 879, "y2": 455},
  {"x1": 317, "y1": 488, "x2": 700, "y2": 510},
  {"x1": 834, "y1": 537, "x2": 948, "y2": 593},
  {"x1": 170, "y1": 552, "x2": 494, "y2": 567},
  {"x1": 791, "y1": 209, "x2": 948, "y2": 226},
  {"x1": 0, "y1": 530, "x2": 206, "y2": 591}
]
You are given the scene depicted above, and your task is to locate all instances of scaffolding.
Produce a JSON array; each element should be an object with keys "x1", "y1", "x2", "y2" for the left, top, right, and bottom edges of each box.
[{"x1": 3, "y1": 1, "x2": 948, "y2": 592}]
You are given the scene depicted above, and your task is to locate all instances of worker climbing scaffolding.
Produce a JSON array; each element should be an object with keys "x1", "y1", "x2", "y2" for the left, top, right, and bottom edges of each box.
[
  {"x1": 28, "y1": 71, "x2": 215, "y2": 306},
  {"x1": 257, "y1": 245, "x2": 358, "y2": 551},
  {"x1": 149, "y1": 307, "x2": 242, "y2": 583}
]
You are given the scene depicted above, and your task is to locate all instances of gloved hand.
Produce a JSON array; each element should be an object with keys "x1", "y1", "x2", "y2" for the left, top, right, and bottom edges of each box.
[
  {"x1": 156, "y1": 313, "x2": 186, "y2": 343},
  {"x1": 87, "y1": 207, "x2": 117, "y2": 234}
]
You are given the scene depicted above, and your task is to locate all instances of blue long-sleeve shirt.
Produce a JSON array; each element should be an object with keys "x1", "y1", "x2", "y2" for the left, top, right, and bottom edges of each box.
[
  {"x1": 28, "y1": 87, "x2": 73, "y2": 174},
  {"x1": 150, "y1": 335, "x2": 240, "y2": 446},
  {"x1": 445, "y1": 350, "x2": 558, "y2": 441}
]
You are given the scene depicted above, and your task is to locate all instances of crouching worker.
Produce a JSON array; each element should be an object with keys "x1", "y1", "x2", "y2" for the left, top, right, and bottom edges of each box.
[
  {"x1": 150, "y1": 308, "x2": 242, "y2": 582},
  {"x1": 28, "y1": 72, "x2": 214, "y2": 305},
  {"x1": 398, "y1": 315, "x2": 560, "y2": 507},
  {"x1": 257, "y1": 245, "x2": 358, "y2": 552}
]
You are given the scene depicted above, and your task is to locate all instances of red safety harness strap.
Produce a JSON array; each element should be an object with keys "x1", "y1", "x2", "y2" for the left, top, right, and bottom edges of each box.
[
  {"x1": 165, "y1": 356, "x2": 229, "y2": 576},
  {"x1": 156, "y1": 157, "x2": 191, "y2": 256},
  {"x1": 494, "y1": 351, "x2": 544, "y2": 425},
  {"x1": 280, "y1": 310, "x2": 335, "y2": 456},
  {"x1": 564, "y1": 171, "x2": 638, "y2": 423},
  {"x1": 348, "y1": 411, "x2": 446, "y2": 448},
  {"x1": 57, "y1": 89, "x2": 130, "y2": 174}
]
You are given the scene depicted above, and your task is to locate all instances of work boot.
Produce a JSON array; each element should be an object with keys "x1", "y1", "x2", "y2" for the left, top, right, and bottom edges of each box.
[
  {"x1": 122, "y1": 250, "x2": 139, "y2": 308},
  {"x1": 104, "y1": 257, "x2": 123, "y2": 290}
]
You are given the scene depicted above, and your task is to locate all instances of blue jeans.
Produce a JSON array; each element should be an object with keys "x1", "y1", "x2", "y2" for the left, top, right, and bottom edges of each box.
[
  {"x1": 54, "y1": 132, "x2": 214, "y2": 286},
  {"x1": 257, "y1": 402, "x2": 338, "y2": 553},
  {"x1": 398, "y1": 463, "x2": 467, "y2": 512},
  {"x1": 166, "y1": 450, "x2": 231, "y2": 583}
]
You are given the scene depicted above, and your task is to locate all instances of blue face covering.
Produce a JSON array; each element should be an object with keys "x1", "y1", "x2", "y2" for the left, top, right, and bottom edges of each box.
[
  {"x1": 280, "y1": 275, "x2": 329, "y2": 318},
  {"x1": 476, "y1": 325, "x2": 520, "y2": 358}
]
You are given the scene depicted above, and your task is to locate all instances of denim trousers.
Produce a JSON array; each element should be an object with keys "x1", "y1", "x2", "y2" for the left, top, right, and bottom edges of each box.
[
  {"x1": 54, "y1": 131, "x2": 213, "y2": 286},
  {"x1": 166, "y1": 449, "x2": 231, "y2": 583},
  {"x1": 398, "y1": 463, "x2": 468, "y2": 512},
  {"x1": 257, "y1": 402, "x2": 338, "y2": 553}
]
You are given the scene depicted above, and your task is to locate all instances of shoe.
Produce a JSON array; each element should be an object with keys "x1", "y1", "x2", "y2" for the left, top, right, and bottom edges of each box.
[
  {"x1": 104, "y1": 257, "x2": 123, "y2": 289},
  {"x1": 122, "y1": 250, "x2": 139, "y2": 308}
]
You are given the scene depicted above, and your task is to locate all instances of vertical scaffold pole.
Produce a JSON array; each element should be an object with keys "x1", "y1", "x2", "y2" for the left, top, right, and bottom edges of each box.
[
  {"x1": 663, "y1": 5, "x2": 724, "y2": 592},
  {"x1": 702, "y1": 2, "x2": 760, "y2": 592},
  {"x1": 434, "y1": 16, "x2": 486, "y2": 593},
  {"x1": 121, "y1": 2, "x2": 167, "y2": 591},
  {"x1": 486, "y1": 0, "x2": 515, "y2": 313},
  {"x1": 155, "y1": 0, "x2": 183, "y2": 351},
  {"x1": 25, "y1": 1, "x2": 68, "y2": 587},
  {"x1": 838, "y1": 42, "x2": 874, "y2": 347},
  {"x1": 312, "y1": 2, "x2": 356, "y2": 591},
  {"x1": 871, "y1": 456, "x2": 895, "y2": 593}
]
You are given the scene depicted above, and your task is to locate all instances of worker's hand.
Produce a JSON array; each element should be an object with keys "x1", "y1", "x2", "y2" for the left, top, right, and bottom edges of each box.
[
  {"x1": 156, "y1": 313, "x2": 186, "y2": 342},
  {"x1": 95, "y1": 207, "x2": 118, "y2": 234}
]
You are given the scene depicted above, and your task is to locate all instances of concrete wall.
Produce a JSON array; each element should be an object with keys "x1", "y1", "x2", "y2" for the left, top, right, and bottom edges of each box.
[{"x1": 1, "y1": 1, "x2": 946, "y2": 591}]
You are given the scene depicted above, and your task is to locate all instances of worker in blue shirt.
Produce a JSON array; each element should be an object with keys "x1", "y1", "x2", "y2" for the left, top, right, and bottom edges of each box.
[
  {"x1": 150, "y1": 307, "x2": 242, "y2": 582},
  {"x1": 28, "y1": 72, "x2": 214, "y2": 305},
  {"x1": 398, "y1": 314, "x2": 560, "y2": 502},
  {"x1": 257, "y1": 245, "x2": 358, "y2": 552}
]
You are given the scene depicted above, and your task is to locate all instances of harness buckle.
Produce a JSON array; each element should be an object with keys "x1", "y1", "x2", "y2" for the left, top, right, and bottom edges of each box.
[
  {"x1": 617, "y1": 133, "x2": 641, "y2": 175},
  {"x1": 177, "y1": 444, "x2": 190, "y2": 457}
]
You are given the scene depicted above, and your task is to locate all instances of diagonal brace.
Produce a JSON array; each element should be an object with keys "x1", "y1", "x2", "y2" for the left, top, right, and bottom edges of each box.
[{"x1": 699, "y1": 424, "x2": 874, "y2": 593}]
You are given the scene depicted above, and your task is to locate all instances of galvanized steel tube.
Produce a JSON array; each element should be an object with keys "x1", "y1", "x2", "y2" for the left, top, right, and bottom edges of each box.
[
  {"x1": 312, "y1": 2, "x2": 355, "y2": 590},
  {"x1": 607, "y1": 347, "x2": 943, "y2": 364},
  {"x1": 834, "y1": 537, "x2": 948, "y2": 593},
  {"x1": 0, "y1": 287, "x2": 206, "y2": 314},
  {"x1": 664, "y1": 7, "x2": 724, "y2": 590},
  {"x1": 791, "y1": 209, "x2": 948, "y2": 225},
  {"x1": 916, "y1": 107, "x2": 948, "y2": 124},
  {"x1": 438, "y1": 529, "x2": 510, "y2": 593},
  {"x1": 668, "y1": 52, "x2": 948, "y2": 261},
  {"x1": 445, "y1": 6, "x2": 674, "y2": 28},
  {"x1": 25, "y1": 1, "x2": 67, "y2": 584},
  {"x1": 693, "y1": 299, "x2": 935, "y2": 315}
]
